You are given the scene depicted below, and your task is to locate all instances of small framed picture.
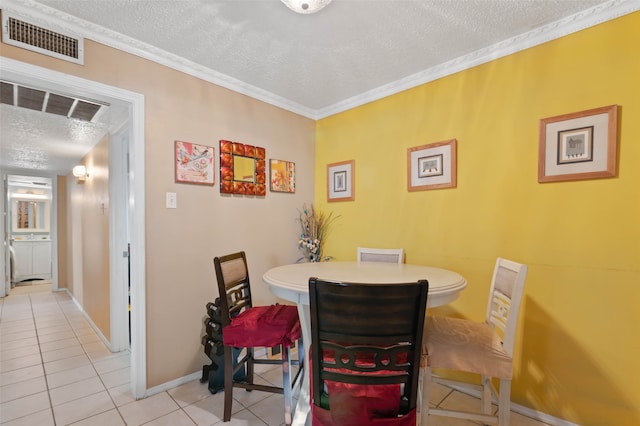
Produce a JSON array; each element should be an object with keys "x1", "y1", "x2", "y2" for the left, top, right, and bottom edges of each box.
[
  {"x1": 418, "y1": 154, "x2": 444, "y2": 178},
  {"x1": 175, "y1": 140, "x2": 215, "y2": 185},
  {"x1": 327, "y1": 160, "x2": 355, "y2": 202},
  {"x1": 538, "y1": 105, "x2": 618, "y2": 183},
  {"x1": 269, "y1": 159, "x2": 295, "y2": 193},
  {"x1": 407, "y1": 139, "x2": 457, "y2": 191}
]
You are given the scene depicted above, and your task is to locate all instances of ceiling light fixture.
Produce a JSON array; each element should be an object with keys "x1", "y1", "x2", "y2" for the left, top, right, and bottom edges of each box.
[{"x1": 281, "y1": 0, "x2": 332, "y2": 14}]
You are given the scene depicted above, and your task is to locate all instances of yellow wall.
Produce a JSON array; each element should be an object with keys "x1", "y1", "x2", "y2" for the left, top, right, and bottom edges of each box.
[{"x1": 316, "y1": 12, "x2": 640, "y2": 425}]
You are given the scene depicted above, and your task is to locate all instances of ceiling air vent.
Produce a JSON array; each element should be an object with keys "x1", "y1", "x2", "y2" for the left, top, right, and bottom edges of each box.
[
  {"x1": 1, "y1": 12, "x2": 84, "y2": 65},
  {"x1": 0, "y1": 80, "x2": 107, "y2": 122}
]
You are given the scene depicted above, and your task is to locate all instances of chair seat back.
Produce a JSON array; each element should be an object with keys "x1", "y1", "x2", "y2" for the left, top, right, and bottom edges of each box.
[
  {"x1": 309, "y1": 278, "x2": 428, "y2": 424},
  {"x1": 357, "y1": 247, "x2": 405, "y2": 264}
]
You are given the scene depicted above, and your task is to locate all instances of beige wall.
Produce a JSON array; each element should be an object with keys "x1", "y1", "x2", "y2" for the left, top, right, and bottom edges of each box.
[
  {"x1": 1, "y1": 37, "x2": 316, "y2": 388},
  {"x1": 78, "y1": 136, "x2": 111, "y2": 339},
  {"x1": 57, "y1": 136, "x2": 111, "y2": 340}
]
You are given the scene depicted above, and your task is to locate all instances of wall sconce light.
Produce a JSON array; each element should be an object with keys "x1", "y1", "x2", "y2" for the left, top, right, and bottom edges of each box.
[{"x1": 72, "y1": 165, "x2": 89, "y2": 183}]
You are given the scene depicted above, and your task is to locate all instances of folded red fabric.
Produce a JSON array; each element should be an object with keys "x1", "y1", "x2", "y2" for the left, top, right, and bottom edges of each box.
[
  {"x1": 312, "y1": 406, "x2": 416, "y2": 426},
  {"x1": 310, "y1": 348, "x2": 416, "y2": 425},
  {"x1": 222, "y1": 304, "x2": 301, "y2": 348}
]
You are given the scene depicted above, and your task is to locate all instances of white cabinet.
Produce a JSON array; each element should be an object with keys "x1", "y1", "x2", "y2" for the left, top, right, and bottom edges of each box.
[{"x1": 12, "y1": 240, "x2": 52, "y2": 282}]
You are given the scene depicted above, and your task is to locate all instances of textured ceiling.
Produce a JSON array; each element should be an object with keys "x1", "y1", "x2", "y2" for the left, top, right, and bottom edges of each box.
[
  {"x1": 0, "y1": 0, "x2": 634, "y2": 176},
  {"x1": 24, "y1": 0, "x2": 617, "y2": 115},
  {"x1": 0, "y1": 104, "x2": 115, "y2": 174}
]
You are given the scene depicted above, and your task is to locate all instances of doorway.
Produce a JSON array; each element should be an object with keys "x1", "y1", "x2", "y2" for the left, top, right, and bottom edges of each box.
[
  {"x1": 6, "y1": 175, "x2": 53, "y2": 290},
  {"x1": 0, "y1": 57, "x2": 147, "y2": 399}
]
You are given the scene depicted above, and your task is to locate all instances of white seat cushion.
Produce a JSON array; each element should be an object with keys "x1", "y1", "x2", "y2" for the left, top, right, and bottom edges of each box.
[{"x1": 423, "y1": 315, "x2": 513, "y2": 379}]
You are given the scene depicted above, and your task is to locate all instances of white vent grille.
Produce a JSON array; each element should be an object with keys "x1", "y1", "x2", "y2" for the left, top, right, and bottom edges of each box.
[
  {"x1": 2, "y1": 12, "x2": 84, "y2": 65},
  {"x1": 0, "y1": 80, "x2": 107, "y2": 123}
]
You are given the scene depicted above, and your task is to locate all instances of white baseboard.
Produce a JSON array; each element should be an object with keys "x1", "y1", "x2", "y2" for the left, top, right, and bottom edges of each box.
[
  {"x1": 445, "y1": 383, "x2": 582, "y2": 426},
  {"x1": 144, "y1": 346, "x2": 283, "y2": 398},
  {"x1": 59, "y1": 288, "x2": 119, "y2": 353},
  {"x1": 145, "y1": 371, "x2": 202, "y2": 397}
]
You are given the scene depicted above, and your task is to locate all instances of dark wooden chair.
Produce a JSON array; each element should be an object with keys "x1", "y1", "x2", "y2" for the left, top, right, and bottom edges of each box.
[
  {"x1": 214, "y1": 251, "x2": 303, "y2": 425},
  {"x1": 309, "y1": 277, "x2": 428, "y2": 425}
]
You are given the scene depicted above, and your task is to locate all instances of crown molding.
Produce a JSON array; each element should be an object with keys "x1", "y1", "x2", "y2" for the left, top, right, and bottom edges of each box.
[
  {"x1": 2, "y1": 0, "x2": 638, "y2": 120},
  {"x1": 316, "y1": 0, "x2": 640, "y2": 119},
  {"x1": 0, "y1": 0, "x2": 317, "y2": 118}
]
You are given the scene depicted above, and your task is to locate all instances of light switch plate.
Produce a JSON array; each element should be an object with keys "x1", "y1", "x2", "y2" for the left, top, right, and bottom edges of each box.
[{"x1": 166, "y1": 192, "x2": 177, "y2": 209}]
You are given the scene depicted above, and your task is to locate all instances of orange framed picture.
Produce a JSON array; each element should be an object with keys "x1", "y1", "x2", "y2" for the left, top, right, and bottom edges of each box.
[
  {"x1": 219, "y1": 140, "x2": 267, "y2": 196},
  {"x1": 538, "y1": 105, "x2": 618, "y2": 183},
  {"x1": 407, "y1": 139, "x2": 457, "y2": 191},
  {"x1": 327, "y1": 160, "x2": 355, "y2": 202}
]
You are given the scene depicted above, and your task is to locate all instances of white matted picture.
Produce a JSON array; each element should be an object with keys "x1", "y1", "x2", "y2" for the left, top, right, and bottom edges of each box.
[
  {"x1": 407, "y1": 139, "x2": 457, "y2": 191},
  {"x1": 175, "y1": 140, "x2": 215, "y2": 185},
  {"x1": 327, "y1": 160, "x2": 355, "y2": 202},
  {"x1": 418, "y1": 154, "x2": 444, "y2": 178},
  {"x1": 538, "y1": 105, "x2": 618, "y2": 183}
]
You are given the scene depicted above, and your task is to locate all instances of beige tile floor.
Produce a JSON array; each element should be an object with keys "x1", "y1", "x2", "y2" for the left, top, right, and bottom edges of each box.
[{"x1": 1, "y1": 283, "x2": 551, "y2": 426}]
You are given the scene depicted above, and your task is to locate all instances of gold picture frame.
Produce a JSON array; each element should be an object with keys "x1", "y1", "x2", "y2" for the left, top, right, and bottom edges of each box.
[
  {"x1": 538, "y1": 105, "x2": 618, "y2": 183},
  {"x1": 269, "y1": 159, "x2": 295, "y2": 193},
  {"x1": 407, "y1": 139, "x2": 457, "y2": 191},
  {"x1": 327, "y1": 160, "x2": 355, "y2": 202}
]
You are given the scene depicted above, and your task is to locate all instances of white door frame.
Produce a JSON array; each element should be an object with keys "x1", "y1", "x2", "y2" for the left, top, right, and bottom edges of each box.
[
  {"x1": 1, "y1": 173, "x2": 55, "y2": 296},
  {"x1": 1, "y1": 175, "x2": 8, "y2": 298},
  {"x1": 0, "y1": 58, "x2": 147, "y2": 399},
  {"x1": 109, "y1": 122, "x2": 131, "y2": 353}
]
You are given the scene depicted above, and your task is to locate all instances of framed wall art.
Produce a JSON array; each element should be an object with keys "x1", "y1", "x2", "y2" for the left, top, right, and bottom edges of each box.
[
  {"x1": 407, "y1": 139, "x2": 457, "y2": 191},
  {"x1": 538, "y1": 105, "x2": 618, "y2": 183},
  {"x1": 269, "y1": 159, "x2": 295, "y2": 193},
  {"x1": 219, "y1": 140, "x2": 267, "y2": 196},
  {"x1": 175, "y1": 140, "x2": 215, "y2": 185},
  {"x1": 327, "y1": 160, "x2": 355, "y2": 202}
]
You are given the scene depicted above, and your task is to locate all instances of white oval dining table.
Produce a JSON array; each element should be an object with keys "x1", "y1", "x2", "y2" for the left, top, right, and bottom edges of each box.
[{"x1": 263, "y1": 261, "x2": 467, "y2": 426}]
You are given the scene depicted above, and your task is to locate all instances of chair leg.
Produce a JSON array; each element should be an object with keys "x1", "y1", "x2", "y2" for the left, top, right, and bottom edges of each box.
[
  {"x1": 498, "y1": 379, "x2": 511, "y2": 426},
  {"x1": 246, "y1": 347, "x2": 255, "y2": 385},
  {"x1": 419, "y1": 366, "x2": 432, "y2": 426},
  {"x1": 298, "y1": 338, "x2": 304, "y2": 369},
  {"x1": 416, "y1": 366, "x2": 423, "y2": 426},
  {"x1": 282, "y1": 345, "x2": 293, "y2": 426},
  {"x1": 293, "y1": 337, "x2": 304, "y2": 389},
  {"x1": 481, "y1": 375, "x2": 492, "y2": 416},
  {"x1": 223, "y1": 346, "x2": 234, "y2": 422}
]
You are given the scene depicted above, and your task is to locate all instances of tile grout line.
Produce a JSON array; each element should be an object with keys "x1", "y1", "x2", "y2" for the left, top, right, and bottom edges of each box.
[
  {"x1": 0, "y1": 292, "x2": 56, "y2": 425},
  {"x1": 30, "y1": 291, "x2": 57, "y2": 424},
  {"x1": 54, "y1": 290, "x2": 127, "y2": 426}
]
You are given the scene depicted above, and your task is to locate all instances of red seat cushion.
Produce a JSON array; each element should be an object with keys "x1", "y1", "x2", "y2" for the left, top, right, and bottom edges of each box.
[
  {"x1": 312, "y1": 381, "x2": 411, "y2": 425},
  {"x1": 222, "y1": 304, "x2": 301, "y2": 348},
  {"x1": 310, "y1": 347, "x2": 416, "y2": 425}
]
